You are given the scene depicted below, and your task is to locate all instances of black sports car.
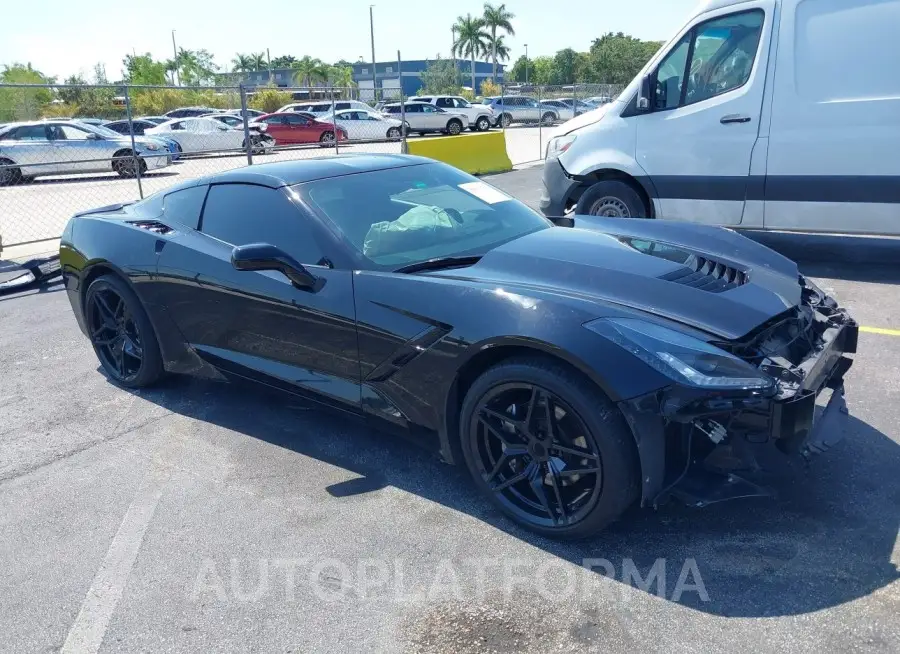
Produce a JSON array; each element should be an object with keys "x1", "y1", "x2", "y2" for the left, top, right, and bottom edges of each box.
[{"x1": 60, "y1": 155, "x2": 857, "y2": 538}]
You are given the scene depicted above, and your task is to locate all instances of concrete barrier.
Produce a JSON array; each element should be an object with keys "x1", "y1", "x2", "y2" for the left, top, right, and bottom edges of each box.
[{"x1": 406, "y1": 131, "x2": 513, "y2": 175}]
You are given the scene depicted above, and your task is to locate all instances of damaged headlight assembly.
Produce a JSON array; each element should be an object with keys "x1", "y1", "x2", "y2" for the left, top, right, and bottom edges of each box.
[{"x1": 585, "y1": 318, "x2": 776, "y2": 392}]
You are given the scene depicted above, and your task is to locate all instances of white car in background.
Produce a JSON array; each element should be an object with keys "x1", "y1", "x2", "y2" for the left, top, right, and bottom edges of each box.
[
  {"x1": 318, "y1": 109, "x2": 406, "y2": 141},
  {"x1": 277, "y1": 100, "x2": 372, "y2": 116},
  {"x1": 381, "y1": 102, "x2": 469, "y2": 135},
  {"x1": 408, "y1": 96, "x2": 494, "y2": 131},
  {"x1": 146, "y1": 117, "x2": 272, "y2": 154}
]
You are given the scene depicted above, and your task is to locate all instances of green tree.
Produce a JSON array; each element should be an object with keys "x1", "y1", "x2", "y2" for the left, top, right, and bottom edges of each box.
[
  {"x1": 551, "y1": 48, "x2": 578, "y2": 84},
  {"x1": 169, "y1": 48, "x2": 218, "y2": 86},
  {"x1": 490, "y1": 35, "x2": 511, "y2": 67},
  {"x1": 271, "y1": 55, "x2": 298, "y2": 69},
  {"x1": 291, "y1": 56, "x2": 328, "y2": 87},
  {"x1": 123, "y1": 54, "x2": 168, "y2": 85},
  {"x1": 0, "y1": 63, "x2": 54, "y2": 121},
  {"x1": 452, "y1": 14, "x2": 490, "y2": 92},
  {"x1": 419, "y1": 58, "x2": 463, "y2": 95},
  {"x1": 250, "y1": 52, "x2": 267, "y2": 71},
  {"x1": 588, "y1": 32, "x2": 662, "y2": 84},
  {"x1": 326, "y1": 65, "x2": 355, "y2": 95},
  {"x1": 249, "y1": 85, "x2": 293, "y2": 112},
  {"x1": 509, "y1": 55, "x2": 531, "y2": 83},
  {"x1": 530, "y1": 56, "x2": 554, "y2": 85},
  {"x1": 231, "y1": 53, "x2": 254, "y2": 73},
  {"x1": 482, "y1": 3, "x2": 515, "y2": 83}
]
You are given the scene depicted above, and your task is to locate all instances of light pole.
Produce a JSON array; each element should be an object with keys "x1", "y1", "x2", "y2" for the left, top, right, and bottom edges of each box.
[
  {"x1": 524, "y1": 43, "x2": 529, "y2": 86},
  {"x1": 171, "y1": 29, "x2": 179, "y2": 86},
  {"x1": 369, "y1": 5, "x2": 377, "y2": 102}
]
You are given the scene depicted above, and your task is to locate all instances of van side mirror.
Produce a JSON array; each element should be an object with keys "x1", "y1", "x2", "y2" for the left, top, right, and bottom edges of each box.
[
  {"x1": 637, "y1": 75, "x2": 652, "y2": 111},
  {"x1": 231, "y1": 243, "x2": 320, "y2": 291}
]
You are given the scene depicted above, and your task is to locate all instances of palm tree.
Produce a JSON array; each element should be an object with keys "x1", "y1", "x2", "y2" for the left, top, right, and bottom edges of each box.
[
  {"x1": 291, "y1": 56, "x2": 328, "y2": 89},
  {"x1": 231, "y1": 53, "x2": 254, "y2": 73},
  {"x1": 482, "y1": 3, "x2": 515, "y2": 83},
  {"x1": 490, "y1": 35, "x2": 511, "y2": 66},
  {"x1": 250, "y1": 52, "x2": 267, "y2": 71},
  {"x1": 327, "y1": 65, "x2": 355, "y2": 97},
  {"x1": 452, "y1": 14, "x2": 490, "y2": 92}
]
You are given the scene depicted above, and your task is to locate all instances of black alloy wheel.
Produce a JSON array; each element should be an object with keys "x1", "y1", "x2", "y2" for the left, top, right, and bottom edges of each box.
[
  {"x1": 499, "y1": 113, "x2": 512, "y2": 128},
  {"x1": 0, "y1": 158, "x2": 22, "y2": 185},
  {"x1": 461, "y1": 358, "x2": 639, "y2": 538},
  {"x1": 85, "y1": 275, "x2": 164, "y2": 388},
  {"x1": 112, "y1": 151, "x2": 146, "y2": 178}
]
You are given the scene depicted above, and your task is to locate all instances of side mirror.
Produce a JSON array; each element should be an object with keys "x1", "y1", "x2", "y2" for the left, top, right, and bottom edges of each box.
[
  {"x1": 86, "y1": 132, "x2": 102, "y2": 140},
  {"x1": 231, "y1": 243, "x2": 320, "y2": 291},
  {"x1": 637, "y1": 75, "x2": 652, "y2": 111}
]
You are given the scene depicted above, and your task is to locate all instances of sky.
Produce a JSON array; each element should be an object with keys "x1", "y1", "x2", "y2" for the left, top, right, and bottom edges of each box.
[{"x1": 0, "y1": 0, "x2": 701, "y2": 80}]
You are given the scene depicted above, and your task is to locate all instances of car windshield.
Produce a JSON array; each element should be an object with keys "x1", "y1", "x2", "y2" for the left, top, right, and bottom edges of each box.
[
  {"x1": 81, "y1": 123, "x2": 128, "y2": 139},
  {"x1": 299, "y1": 162, "x2": 550, "y2": 269}
]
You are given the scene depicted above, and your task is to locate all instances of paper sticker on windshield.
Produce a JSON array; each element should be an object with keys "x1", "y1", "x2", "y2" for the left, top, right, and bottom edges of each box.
[{"x1": 458, "y1": 181, "x2": 511, "y2": 204}]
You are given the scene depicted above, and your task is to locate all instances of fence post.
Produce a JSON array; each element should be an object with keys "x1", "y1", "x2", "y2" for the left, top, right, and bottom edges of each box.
[
  {"x1": 573, "y1": 80, "x2": 578, "y2": 117},
  {"x1": 398, "y1": 50, "x2": 407, "y2": 154},
  {"x1": 240, "y1": 84, "x2": 254, "y2": 166},
  {"x1": 537, "y1": 83, "x2": 543, "y2": 161},
  {"x1": 331, "y1": 88, "x2": 339, "y2": 154},
  {"x1": 123, "y1": 86, "x2": 143, "y2": 199}
]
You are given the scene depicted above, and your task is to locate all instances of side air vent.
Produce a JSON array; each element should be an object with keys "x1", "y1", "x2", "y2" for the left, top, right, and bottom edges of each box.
[
  {"x1": 659, "y1": 255, "x2": 748, "y2": 293},
  {"x1": 128, "y1": 220, "x2": 173, "y2": 235}
]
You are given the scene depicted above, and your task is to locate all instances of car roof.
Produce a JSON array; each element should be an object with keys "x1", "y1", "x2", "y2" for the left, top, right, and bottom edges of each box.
[{"x1": 187, "y1": 154, "x2": 434, "y2": 188}]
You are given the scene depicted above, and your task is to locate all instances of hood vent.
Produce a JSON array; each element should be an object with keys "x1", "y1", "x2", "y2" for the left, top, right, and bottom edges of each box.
[
  {"x1": 127, "y1": 220, "x2": 173, "y2": 235},
  {"x1": 659, "y1": 255, "x2": 748, "y2": 293}
]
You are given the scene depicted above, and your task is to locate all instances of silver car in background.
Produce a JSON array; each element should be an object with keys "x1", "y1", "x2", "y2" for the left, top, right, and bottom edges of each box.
[
  {"x1": 381, "y1": 102, "x2": 469, "y2": 135},
  {"x1": 483, "y1": 96, "x2": 559, "y2": 127},
  {"x1": 0, "y1": 120, "x2": 169, "y2": 185}
]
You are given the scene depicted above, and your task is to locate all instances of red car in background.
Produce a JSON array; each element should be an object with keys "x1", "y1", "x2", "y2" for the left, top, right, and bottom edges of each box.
[{"x1": 253, "y1": 112, "x2": 347, "y2": 146}]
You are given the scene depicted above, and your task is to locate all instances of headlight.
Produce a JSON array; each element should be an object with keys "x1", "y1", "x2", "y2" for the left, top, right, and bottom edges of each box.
[
  {"x1": 143, "y1": 143, "x2": 159, "y2": 151},
  {"x1": 546, "y1": 133, "x2": 576, "y2": 159},
  {"x1": 585, "y1": 318, "x2": 775, "y2": 391}
]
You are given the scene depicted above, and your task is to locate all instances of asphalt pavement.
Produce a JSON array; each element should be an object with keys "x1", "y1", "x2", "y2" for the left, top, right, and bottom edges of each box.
[{"x1": 0, "y1": 166, "x2": 898, "y2": 654}]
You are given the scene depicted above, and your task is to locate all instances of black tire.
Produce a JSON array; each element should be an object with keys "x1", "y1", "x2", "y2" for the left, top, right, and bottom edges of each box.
[
  {"x1": 541, "y1": 112, "x2": 557, "y2": 125},
  {"x1": 0, "y1": 159, "x2": 22, "y2": 185},
  {"x1": 417, "y1": 131, "x2": 427, "y2": 137},
  {"x1": 446, "y1": 119, "x2": 463, "y2": 136},
  {"x1": 460, "y1": 357, "x2": 639, "y2": 539},
  {"x1": 319, "y1": 131, "x2": 335, "y2": 148},
  {"x1": 84, "y1": 274, "x2": 165, "y2": 388},
  {"x1": 575, "y1": 179, "x2": 648, "y2": 218},
  {"x1": 112, "y1": 150, "x2": 146, "y2": 178},
  {"x1": 386, "y1": 127, "x2": 401, "y2": 139},
  {"x1": 498, "y1": 113, "x2": 512, "y2": 128},
  {"x1": 475, "y1": 116, "x2": 491, "y2": 132}
]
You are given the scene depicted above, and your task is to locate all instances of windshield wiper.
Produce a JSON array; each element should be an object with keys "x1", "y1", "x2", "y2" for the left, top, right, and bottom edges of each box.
[{"x1": 394, "y1": 255, "x2": 482, "y2": 274}]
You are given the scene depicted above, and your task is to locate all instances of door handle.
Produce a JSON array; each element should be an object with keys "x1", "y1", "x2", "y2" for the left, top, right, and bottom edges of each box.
[{"x1": 721, "y1": 114, "x2": 752, "y2": 124}]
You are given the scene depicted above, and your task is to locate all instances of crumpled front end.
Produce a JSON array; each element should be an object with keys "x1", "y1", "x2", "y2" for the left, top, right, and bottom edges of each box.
[{"x1": 620, "y1": 276, "x2": 858, "y2": 508}]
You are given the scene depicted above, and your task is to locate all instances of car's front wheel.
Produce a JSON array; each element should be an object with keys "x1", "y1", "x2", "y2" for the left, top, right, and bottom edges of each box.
[
  {"x1": 446, "y1": 119, "x2": 463, "y2": 135},
  {"x1": 0, "y1": 158, "x2": 22, "y2": 185},
  {"x1": 460, "y1": 357, "x2": 639, "y2": 539},
  {"x1": 112, "y1": 150, "x2": 146, "y2": 178},
  {"x1": 85, "y1": 274, "x2": 164, "y2": 388},
  {"x1": 575, "y1": 180, "x2": 648, "y2": 218},
  {"x1": 386, "y1": 126, "x2": 402, "y2": 139},
  {"x1": 319, "y1": 131, "x2": 335, "y2": 147},
  {"x1": 476, "y1": 116, "x2": 491, "y2": 131}
]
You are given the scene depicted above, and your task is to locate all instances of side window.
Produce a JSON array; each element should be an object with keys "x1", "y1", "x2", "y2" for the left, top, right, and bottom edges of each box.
[
  {"x1": 200, "y1": 184, "x2": 323, "y2": 264},
  {"x1": 653, "y1": 10, "x2": 764, "y2": 110},
  {"x1": 171, "y1": 121, "x2": 185, "y2": 131},
  {"x1": 420, "y1": 105, "x2": 436, "y2": 113},
  {"x1": 286, "y1": 114, "x2": 308, "y2": 125},
  {"x1": 163, "y1": 185, "x2": 208, "y2": 230},
  {"x1": 436, "y1": 97, "x2": 452, "y2": 108},
  {"x1": 56, "y1": 125, "x2": 91, "y2": 140},
  {"x1": 335, "y1": 103, "x2": 350, "y2": 110},
  {"x1": 10, "y1": 125, "x2": 49, "y2": 141},
  {"x1": 405, "y1": 104, "x2": 422, "y2": 113},
  {"x1": 383, "y1": 105, "x2": 399, "y2": 114}
]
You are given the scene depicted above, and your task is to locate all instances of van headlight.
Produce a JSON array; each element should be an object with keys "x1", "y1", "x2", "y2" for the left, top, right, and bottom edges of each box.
[
  {"x1": 546, "y1": 133, "x2": 576, "y2": 159},
  {"x1": 585, "y1": 318, "x2": 775, "y2": 391}
]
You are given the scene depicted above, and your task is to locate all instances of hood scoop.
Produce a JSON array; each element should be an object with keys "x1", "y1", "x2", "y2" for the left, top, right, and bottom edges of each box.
[{"x1": 615, "y1": 236, "x2": 748, "y2": 293}]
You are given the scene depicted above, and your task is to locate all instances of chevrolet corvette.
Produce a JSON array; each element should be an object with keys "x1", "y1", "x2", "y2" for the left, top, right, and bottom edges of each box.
[{"x1": 60, "y1": 155, "x2": 857, "y2": 538}]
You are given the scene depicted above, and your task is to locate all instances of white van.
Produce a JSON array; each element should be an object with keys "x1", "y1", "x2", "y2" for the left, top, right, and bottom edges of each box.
[{"x1": 541, "y1": 0, "x2": 900, "y2": 235}]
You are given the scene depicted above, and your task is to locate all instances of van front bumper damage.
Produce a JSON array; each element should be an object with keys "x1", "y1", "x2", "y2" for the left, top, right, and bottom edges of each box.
[{"x1": 619, "y1": 284, "x2": 858, "y2": 508}]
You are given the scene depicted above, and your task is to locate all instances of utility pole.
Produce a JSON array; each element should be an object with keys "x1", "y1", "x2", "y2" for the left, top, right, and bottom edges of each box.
[
  {"x1": 267, "y1": 47, "x2": 272, "y2": 85},
  {"x1": 369, "y1": 5, "x2": 377, "y2": 102},
  {"x1": 524, "y1": 43, "x2": 529, "y2": 86},
  {"x1": 171, "y1": 30, "x2": 179, "y2": 86},
  {"x1": 451, "y1": 26, "x2": 457, "y2": 74}
]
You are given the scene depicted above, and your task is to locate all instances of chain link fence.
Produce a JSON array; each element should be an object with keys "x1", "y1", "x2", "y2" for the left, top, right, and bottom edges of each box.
[
  {"x1": 0, "y1": 83, "x2": 403, "y2": 253},
  {"x1": 0, "y1": 81, "x2": 623, "y2": 254}
]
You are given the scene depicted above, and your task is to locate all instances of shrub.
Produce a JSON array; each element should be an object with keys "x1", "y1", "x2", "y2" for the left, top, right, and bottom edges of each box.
[
  {"x1": 248, "y1": 87, "x2": 293, "y2": 113},
  {"x1": 479, "y1": 80, "x2": 502, "y2": 98}
]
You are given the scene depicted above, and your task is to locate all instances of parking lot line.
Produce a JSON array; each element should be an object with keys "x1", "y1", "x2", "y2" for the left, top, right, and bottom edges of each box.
[{"x1": 860, "y1": 326, "x2": 900, "y2": 337}]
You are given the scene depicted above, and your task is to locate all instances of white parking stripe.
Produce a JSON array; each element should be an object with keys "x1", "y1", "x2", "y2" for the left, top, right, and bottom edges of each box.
[{"x1": 59, "y1": 464, "x2": 170, "y2": 654}]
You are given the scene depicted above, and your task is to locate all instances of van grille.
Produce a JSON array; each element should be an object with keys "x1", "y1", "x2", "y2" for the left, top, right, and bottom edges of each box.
[{"x1": 659, "y1": 255, "x2": 748, "y2": 293}]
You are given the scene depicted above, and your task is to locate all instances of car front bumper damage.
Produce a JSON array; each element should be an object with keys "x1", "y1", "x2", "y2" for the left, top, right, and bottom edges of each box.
[{"x1": 618, "y1": 295, "x2": 858, "y2": 508}]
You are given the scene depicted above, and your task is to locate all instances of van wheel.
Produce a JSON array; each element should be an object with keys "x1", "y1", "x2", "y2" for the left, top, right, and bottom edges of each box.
[{"x1": 575, "y1": 180, "x2": 648, "y2": 218}]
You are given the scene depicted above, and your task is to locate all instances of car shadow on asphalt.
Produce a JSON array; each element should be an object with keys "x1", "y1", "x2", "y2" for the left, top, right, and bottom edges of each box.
[
  {"x1": 122, "y1": 373, "x2": 900, "y2": 618},
  {"x1": 743, "y1": 231, "x2": 900, "y2": 283},
  {"x1": 0, "y1": 278, "x2": 65, "y2": 302}
]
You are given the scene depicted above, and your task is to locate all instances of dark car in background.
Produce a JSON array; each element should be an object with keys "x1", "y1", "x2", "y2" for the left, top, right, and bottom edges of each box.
[
  {"x1": 164, "y1": 107, "x2": 223, "y2": 119},
  {"x1": 60, "y1": 155, "x2": 856, "y2": 539}
]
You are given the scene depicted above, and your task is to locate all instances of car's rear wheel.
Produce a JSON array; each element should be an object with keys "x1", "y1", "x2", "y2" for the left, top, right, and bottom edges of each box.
[
  {"x1": 541, "y1": 112, "x2": 557, "y2": 125},
  {"x1": 85, "y1": 275, "x2": 164, "y2": 388},
  {"x1": 476, "y1": 116, "x2": 491, "y2": 131},
  {"x1": 575, "y1": 180, "x2": 648, "y2": 218},
  {"x1": 499, "y1": 113, "x2": 512, "y2": 128},
  {"x1": 460, "y1": 357, "x2": 639, "y2": 539},
  {"x1": 0, "y1": 159, "x2": 22, "y2": 185},
  {"x1": 112, "y1": 150, "x2": 146, "y2": 178},
  {"x1": 446, "y1": 119, "x2": 463, "y2": 136},
  {"x1": 386, "y1": 126, "x2": 401, "y2": 139},
  {"x1": 319, "y1": 131, "x2": 336, "y2": 147}
]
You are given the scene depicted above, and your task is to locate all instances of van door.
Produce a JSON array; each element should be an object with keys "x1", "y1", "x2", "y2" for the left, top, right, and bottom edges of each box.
[
  {"x1": 633, "y1": 2, "x2": 773, "y2": 225},
  {"x1": 764, "y1": 0, "x2": 900, "y2": 235}
]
